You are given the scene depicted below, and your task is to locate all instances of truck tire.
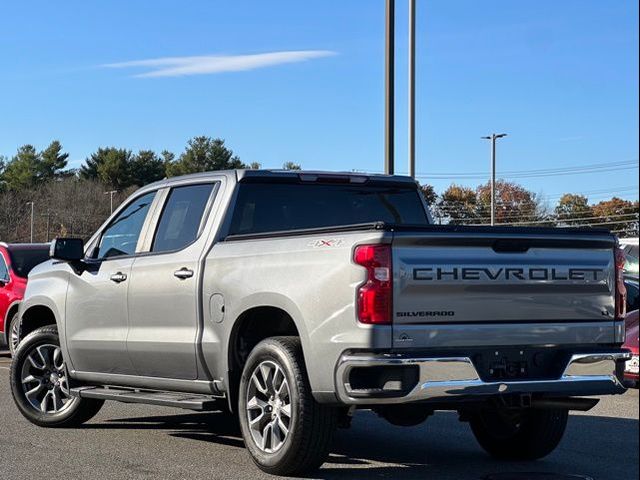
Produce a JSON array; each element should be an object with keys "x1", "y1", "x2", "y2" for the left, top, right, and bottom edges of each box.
[
  {"x1": 238, "y1": 336, "x2": 337, "y2": 476},
  {"x1": 7, "y1": 311, "x2": 20, "y2": 356},
  {"x1": 469, "y1": 407, "x2": 568, "y2": 460},
  {"x1": 10, "y1": 326, "x2": 104, "y2": 428}
]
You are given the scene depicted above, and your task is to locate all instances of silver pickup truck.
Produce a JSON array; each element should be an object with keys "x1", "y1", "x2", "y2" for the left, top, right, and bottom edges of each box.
[{"x1": 10, "y1": 170, "x2": 631, "y2": 476}]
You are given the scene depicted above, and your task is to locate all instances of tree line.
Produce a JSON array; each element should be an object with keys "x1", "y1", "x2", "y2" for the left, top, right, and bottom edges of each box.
[
  {"x1": 0, "y1": 136, "x2": 301, "y2": 242},
  {"x1": 422, "y1": 182, "x2": 638, "y2": 236},
  {"x1": 0, "y1": 136, "x2": 301, "y2": 192},
  {"x1": 0, "y1": 136, "x2": 637, "y2": 243}
]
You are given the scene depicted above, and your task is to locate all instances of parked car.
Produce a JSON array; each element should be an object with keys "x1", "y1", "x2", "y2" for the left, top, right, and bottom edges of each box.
[
  {"x1": 0, "y1": 242, "x2": 51, "y2": 354},
  {"x1": 623, "y1": 309, "x2": 639, "y2": 387},
  {"x1": 625, "y1": 278, "x2": 639, "y2": 313},
  {"x1": 620, "y1": 238, "x2": 639, "y2": 277},
  {"x1": 619, "y1": 237, "x2": 639, "y2": 257},
  {"x1": 10, "y1": 170, "x2": 632, "y2": 476}
]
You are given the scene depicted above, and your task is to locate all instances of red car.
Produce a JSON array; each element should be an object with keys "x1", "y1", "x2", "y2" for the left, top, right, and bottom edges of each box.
[
  {"x1": 623, "y1": 309, "x2": 639, "y2": 386},
  {"x1": 0, "y1": 242, "x2": 51, "y2": 354}
]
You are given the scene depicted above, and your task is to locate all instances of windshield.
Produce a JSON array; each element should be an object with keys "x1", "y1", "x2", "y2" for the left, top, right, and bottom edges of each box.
[
  {"x1": 8, "y1": 247, "x2": 51, "y2": 278},
  {"x1": 229, "y1": 182, "x2": 429, "y2": 235}
]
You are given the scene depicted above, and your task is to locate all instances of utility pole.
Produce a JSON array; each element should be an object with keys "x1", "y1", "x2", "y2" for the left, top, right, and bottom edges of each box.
[
  {"x1": 408, "y1": 0, "x2": 416, "y2": 178},
  {"x1": 481, "y1": 133, "x2": 507, "y2": 225},
  {"x1": 385, "y1": 0, "x2": 395, "y2": 175},
  {"x1": 104, "y1": 190, "x2": 118, "y2": 214},
  {"x1": 41, "y1": 210, "x2": 51, "y2": 242},
  {"x1": 26, "y1": 202, "x2": 34, "y2": 243}
]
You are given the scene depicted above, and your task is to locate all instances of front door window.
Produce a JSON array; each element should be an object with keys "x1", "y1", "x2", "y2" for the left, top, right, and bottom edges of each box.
[{"x1": 95, "y1": 191, "x2": 156, "y2": 259}]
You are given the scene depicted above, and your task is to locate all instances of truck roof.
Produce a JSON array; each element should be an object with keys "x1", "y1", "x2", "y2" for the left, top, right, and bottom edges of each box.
[{"x1": 142, "y1": 169, "x2": 419, "y2": 191}]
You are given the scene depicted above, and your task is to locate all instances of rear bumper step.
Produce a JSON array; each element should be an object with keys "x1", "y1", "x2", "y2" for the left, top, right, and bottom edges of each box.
[
  {"x1": 335, "y1": 350, "x2": 631, "y2": 405},
  {"x1": 70, "y1": 386, "x2": 224, "y2": 411}
]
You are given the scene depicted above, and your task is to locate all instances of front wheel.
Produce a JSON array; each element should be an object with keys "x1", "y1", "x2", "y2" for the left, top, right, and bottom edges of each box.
[
  {"x1": 10, "y1": 326, "x2": 104, "y2": 427},
  {"x1": 238, "y1": 337, "x2": 337, "y2": 476},
  {"x1": 469, "y1": 407, "x2": 569, "y2": 460}
]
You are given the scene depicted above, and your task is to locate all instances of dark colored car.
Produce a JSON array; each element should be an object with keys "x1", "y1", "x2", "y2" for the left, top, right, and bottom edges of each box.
[
  {"x1": 0, "y1": 243, "x2": 51, "y2": 354},
  {"x1": 625, "y1": 278, "x2": 639, "y2": 313}
]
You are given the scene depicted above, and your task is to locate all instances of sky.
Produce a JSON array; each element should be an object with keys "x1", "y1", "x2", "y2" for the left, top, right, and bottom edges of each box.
[{"x1": 1, "y1": 0, "x2": 638, "y2": 208}]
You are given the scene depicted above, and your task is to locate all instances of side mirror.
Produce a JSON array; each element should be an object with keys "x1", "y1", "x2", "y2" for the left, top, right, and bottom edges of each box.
[{"x1": 50, "y1": 238, "x2": 85, "y2": 262}]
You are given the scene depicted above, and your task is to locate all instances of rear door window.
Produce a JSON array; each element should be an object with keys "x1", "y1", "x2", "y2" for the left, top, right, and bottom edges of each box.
[
  {"x1": 7, "y1": 249, "x2": 50, "y2": 278},
  {"x1": 151, "y1": 184, "x2": 215, "y2": 253},
  {"x1": 0, "y1": 254, "x2": 9, "y2": 283}
]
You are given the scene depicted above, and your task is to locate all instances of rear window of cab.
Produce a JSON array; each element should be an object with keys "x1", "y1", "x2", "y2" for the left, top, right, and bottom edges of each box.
[{"x1": 229, "y1": 182, "x2": 429, "y2": 235}]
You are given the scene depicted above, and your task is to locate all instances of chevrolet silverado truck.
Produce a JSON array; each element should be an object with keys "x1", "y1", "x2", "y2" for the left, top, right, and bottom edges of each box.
[{"x1": 10, "y1": 170, "x2": 631, "y2": 476}]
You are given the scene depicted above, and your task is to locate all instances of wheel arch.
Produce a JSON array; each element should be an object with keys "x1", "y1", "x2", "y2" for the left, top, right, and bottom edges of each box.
[
  {"x1": 225, "y1": 303, "x2": 306, "y2": 412},
  {"x1": 19, "y1": 303, "x2": 59, "y2": 340},
  {"x1": 3, "y1": 301, "x2": 21, "y2": 344}
]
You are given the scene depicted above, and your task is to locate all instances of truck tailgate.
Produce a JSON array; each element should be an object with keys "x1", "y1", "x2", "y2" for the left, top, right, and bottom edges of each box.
[{"x1": 392, "y1": 226, "x2": 616, "y2": 334}]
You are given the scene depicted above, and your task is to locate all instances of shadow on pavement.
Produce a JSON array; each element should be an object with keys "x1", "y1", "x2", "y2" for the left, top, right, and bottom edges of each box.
[
  {"x1": 82, "y1": 410, "x2": 245, "y2": 449},
  {"x1": 86, "y1": 410, "x2": 638, "y2": 480},
  {"x1": 320, "y1": 412, "x2": 638, "y2": 480}
]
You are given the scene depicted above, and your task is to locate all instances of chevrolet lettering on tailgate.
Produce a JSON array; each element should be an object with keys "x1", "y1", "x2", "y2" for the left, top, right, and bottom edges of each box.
[{"x1": 413, "y1": 267, "x2": 605, "y2": 281}]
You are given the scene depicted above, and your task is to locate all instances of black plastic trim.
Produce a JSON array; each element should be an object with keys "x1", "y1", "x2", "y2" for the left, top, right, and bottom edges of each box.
[
  {"x1": 223, "y1": 222, "x2": 387, "y2": 242},
  {"x1": 222, "y1": 221, "x2": 614, "y2": 245}
]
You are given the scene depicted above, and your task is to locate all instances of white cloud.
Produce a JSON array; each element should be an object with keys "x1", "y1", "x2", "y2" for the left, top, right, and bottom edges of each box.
[{"x1": 101, "y1": 50, "x2": 336, "y2": 78}]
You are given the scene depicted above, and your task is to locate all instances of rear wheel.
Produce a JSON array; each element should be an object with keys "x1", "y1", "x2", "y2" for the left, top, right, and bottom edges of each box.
[
  {"x1": 469, "y1": 407, "x2": 568, "y2": 460},
  {"x1": 7, "y1": 312, "x2": 20, "y2": 356},
  {"x1": 10, "y1": 326, "x2": 104, "y2": 427},
  {"x1": 238, "y1": 336, "x2": 337, "y2": 476}
]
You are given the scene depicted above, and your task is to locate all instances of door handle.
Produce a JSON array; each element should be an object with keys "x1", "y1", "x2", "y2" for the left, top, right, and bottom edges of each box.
[
  {"x1": 110, "y1": 272, "x2": 127, "y2": 283},
  {"x1": 174, "y1": 268, "x2": 194, "y2": 280}
]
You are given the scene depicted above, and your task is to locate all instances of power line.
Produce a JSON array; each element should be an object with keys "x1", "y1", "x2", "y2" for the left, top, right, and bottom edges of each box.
[
  {"x1": 431, "y1": 159, "x2": 638, "y2": 176},
  {"x1": 539, "y1": 186, "x2": 639, "y2": 198},
  {"x1": 431, "y1": 211, "x2": 639, "y2": 223},
  {"x1": 375, "y1": 159, "x2": 640, "y2": 179},
  {"x1": 427, "y1": 187, "x2": 639, "y2": 206},
  {"x1": 459, "y1": 217, "x2": 638, "y2": 227},
  {"x1": 417, "y1": 164, "x2": 639, "y2": 180},
  {"x1": 433, "y1": 204, "x2": 639, "y2": 216},
  {"x1": 426, "y1": 185, "x2": 639, "y2": 197}
]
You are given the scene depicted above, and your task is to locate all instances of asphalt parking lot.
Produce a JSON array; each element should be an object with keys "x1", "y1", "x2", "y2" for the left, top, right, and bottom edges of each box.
[{"x1": 0, "y1": 348, "x2": 637, "y2": 480}]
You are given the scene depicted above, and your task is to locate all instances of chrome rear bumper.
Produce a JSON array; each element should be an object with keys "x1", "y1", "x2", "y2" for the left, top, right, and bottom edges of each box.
[{"x1": 335, "y1": 351, "x2": 631, "y2": 405}]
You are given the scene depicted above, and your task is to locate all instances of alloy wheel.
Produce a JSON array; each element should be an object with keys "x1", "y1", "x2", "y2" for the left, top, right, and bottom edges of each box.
[
  {"x1": 20, "y1": 344, "x2": 76, "y2": 414},
  {"x1": 9, "y1": 317, "x2": 20, "y2": 353},
  {"x1": 245, "y1": 360, "x2": 292, "y2": 453}
]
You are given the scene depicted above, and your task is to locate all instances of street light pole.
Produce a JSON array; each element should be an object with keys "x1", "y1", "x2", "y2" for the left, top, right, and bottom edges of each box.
[
  {"x1": 481, "y1": 133, "x2": 507, "y2": 225},
  {"x1": 27, "y1": 202, "x2": 34, "y2": 243},
  {"x1": 385, "y1": 0, "x2": 395, "y2": 175},
  {"x1": 408, "y1": 0, "x2": 416, "y2": 178},
  {"x1": 104, "y1": 190, "x2": 118, "y2": 214}
]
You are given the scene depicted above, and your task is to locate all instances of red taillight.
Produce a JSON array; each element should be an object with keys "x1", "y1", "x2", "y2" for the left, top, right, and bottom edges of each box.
[
  {"x1": 615, "y1": 247, "x2": 627, "y2": 320},
  {"x1": 354, "y1": 244, "x2": 392, "y2": 325}
]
